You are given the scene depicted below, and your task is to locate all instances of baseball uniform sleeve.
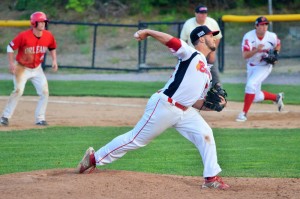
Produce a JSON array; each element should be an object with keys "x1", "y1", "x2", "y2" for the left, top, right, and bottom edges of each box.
[
  {"x1": 9, "y1": 33, "x2": 23, "y2": 50},
  {"x1": 166, "y1": 38, "x2": 194, "y2": 61},
  {"x1": 241, "y1": 33, "x2": 251, "y2": 52},
  {"x1": 47, "y1": 31, "x2": 57, "y2": 50},
  {"x1": 274, "y1": 33, "x2": 281, "y2": 48}
]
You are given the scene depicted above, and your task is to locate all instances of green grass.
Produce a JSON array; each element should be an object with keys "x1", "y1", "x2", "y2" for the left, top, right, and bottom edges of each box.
[
  {"x1": 1, "y1": 80, "x2": 299, "y2": 177},
  {"x1": 1, "y1": 80, "x2": 300, "y2": 104},
  {"x1": 0, "y1": 80, "x2": 165, "y2": 98},
  {"x1": 0, "y1": 127, "x2": 299, "y2": 177}
]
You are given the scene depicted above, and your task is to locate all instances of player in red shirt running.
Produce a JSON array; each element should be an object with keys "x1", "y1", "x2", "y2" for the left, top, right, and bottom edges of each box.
[{"x1": 0, "y1": 11, "x2": 58, "y2": 126}]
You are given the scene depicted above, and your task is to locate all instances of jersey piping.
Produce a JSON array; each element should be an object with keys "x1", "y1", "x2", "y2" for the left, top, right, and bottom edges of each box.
[{"x1": 163, "y1": 51, "x2": 199, "y2": 98}]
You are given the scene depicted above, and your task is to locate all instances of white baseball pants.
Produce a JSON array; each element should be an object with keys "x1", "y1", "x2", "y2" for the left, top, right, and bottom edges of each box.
[
  {"x1": 2, "y1": 64, "x2": 49, "y2": 123},
  {"x1": 245, "y1": 64, "x2": 273, "y2": 102},
  {"x1": 94, "y1": 92, "x2": 222, "y2": 177}
]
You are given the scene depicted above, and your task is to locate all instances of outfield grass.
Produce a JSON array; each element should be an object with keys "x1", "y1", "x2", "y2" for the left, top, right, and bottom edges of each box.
[
  {"x1": 1, "y1": 80, "x2": 300, "y2": 104},
  {"x1": 0, "y1": 127, "x2": 299, "y2": 177}
]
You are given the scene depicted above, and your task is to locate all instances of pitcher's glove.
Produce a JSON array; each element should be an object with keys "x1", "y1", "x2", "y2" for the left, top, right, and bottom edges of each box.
[
  {"x1": 203, "y1": 83, "x2": 228, "y2": 112},
  {"x1": 263, "y1": 49, "x2": 279, "y2": 65}
]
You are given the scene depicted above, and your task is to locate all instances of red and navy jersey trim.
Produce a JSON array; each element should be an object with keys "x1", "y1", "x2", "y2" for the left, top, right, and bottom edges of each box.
[{"x1": 163, "y1": 51, "x2": 199, "y2": 98}]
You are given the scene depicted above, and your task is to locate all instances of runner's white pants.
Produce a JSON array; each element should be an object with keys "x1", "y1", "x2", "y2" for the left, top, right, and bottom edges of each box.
[
  {"x1": 245, "y1": 64, "x2": 273, "y2": 102},
  {"x1": 94, "y1": 92, "x2": 222, "y2": 177},
  {"x1": 2, "y1": 64, "x2": 49, "y2": 123}
]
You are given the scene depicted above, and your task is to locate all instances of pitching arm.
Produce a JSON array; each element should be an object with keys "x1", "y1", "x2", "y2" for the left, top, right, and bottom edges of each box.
[{"x1": 134, "y1": 29, "x2": 173, "y2": 45}]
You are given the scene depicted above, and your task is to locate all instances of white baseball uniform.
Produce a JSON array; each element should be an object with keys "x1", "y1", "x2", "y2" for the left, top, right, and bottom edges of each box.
[
  {"x1": 94, "y1": 38, "x2": 222, "y2": 177},
  {"x1": 1, "y1": 29, "x2": 56, "y2": 123},
  {"x1": 242, "y1": 29, "x2": 280, "y2": 102},
  {"x1": 2, "y1": 64, "x2": 49, "y2": 122}
]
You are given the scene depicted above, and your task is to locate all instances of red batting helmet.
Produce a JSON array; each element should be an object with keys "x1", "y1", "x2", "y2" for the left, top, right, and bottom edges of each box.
[{"x1": 30, "y1": 12, "x2": 48, "y2": 27}]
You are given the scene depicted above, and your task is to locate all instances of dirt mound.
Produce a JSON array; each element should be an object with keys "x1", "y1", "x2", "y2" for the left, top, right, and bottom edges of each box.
[{"x1": 0, "y1": 169, "x2": 299, "y2": 199}]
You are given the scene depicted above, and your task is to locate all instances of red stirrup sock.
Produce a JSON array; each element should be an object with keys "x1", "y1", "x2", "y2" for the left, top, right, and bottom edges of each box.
[
  {"x1": 262, "y1": 91, "x2": 277, "y2": 101},
  {"x1": 243, "y1": 93, "x2": 255, "y2": 114}
]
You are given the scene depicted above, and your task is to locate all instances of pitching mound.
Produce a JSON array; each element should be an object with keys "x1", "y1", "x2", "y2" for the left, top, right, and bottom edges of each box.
[{"x1": 0, "y1": 169, "x2": 299, "y2": 199}]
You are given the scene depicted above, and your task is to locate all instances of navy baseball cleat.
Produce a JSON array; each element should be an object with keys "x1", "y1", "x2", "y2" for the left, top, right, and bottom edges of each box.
[
  {"x1": 36, "y1": 120, "x2": 48, "y2": 126},
  {"x1": 0, "y1": 117, "x2": 9, "y2": 126}
]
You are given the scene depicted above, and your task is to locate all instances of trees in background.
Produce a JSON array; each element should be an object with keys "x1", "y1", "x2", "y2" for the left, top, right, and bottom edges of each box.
[{"x1": 8, "y1": 0, "x2": 300, "y2": 19}]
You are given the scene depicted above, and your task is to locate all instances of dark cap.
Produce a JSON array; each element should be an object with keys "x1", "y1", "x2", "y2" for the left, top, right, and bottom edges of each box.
[
  {"x1": 195, "y1": 5, "x2": 208, "y2": 13},
  {"x1": 190, "y1": 25, "x2": 220, "y2": 44},
  {"x1": 255, "y1": 16, "x2": 269, "y2": 26}
]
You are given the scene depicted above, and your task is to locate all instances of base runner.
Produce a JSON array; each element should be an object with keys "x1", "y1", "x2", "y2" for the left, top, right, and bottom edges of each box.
[{"x1": 0, "y1": 11, "x2": 58, "y2": 126}]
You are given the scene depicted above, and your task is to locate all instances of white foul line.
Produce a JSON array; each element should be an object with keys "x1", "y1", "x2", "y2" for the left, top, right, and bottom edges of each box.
[
  {"x1": 0, "y1": 97, "x2": 144, "y2": 108},
  {"x1": 0, "y1": 97, "x2": 296, "y2": 113}
]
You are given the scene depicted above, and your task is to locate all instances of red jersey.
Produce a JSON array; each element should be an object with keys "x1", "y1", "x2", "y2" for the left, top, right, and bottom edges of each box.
[{"x1": 9, "y1": 29, "x2": 57, "y2": 68}]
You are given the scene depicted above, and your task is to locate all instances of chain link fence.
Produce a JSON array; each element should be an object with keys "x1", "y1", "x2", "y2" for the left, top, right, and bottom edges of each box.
[{"x1": 1, "y1": 20, "x2": 299, "y2": 74}]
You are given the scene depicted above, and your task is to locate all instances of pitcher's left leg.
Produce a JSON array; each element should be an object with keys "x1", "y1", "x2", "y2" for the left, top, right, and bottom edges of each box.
[{"x1": 175, "y1": 109, "x2": 221, "y2": 177}]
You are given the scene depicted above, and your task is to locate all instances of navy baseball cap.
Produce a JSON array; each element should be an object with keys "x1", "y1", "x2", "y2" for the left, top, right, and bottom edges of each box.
[
  {"x1": 195, "y1": 5, "x2": 208, "y2": 13},
  {"x1": 255, "y1": 16, "x2": 269, "y2": 26},
  {"x1": 190, "y1": 25, "x2": 220, "y2": 44}
]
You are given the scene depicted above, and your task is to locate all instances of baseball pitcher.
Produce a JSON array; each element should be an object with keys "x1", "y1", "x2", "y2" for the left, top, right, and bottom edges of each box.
[{"x1": 76, "y1": 26, "x2": 230, "y2": 190}]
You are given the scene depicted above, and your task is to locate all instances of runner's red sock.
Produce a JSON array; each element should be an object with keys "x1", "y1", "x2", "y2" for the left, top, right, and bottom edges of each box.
[
  {"x1": 262, "y1": 91, "x2": 277, "y2": 101},
  {"x1": 243, "y1": 93, "x2": 255, "y2": 114}
]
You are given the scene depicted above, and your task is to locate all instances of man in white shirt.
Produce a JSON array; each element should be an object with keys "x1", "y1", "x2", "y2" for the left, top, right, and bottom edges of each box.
[{"x1": 180, "y1": 5, "x2": 222, "y2": 87}]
